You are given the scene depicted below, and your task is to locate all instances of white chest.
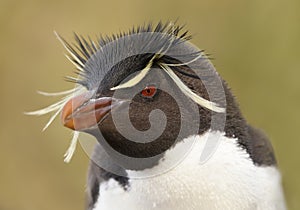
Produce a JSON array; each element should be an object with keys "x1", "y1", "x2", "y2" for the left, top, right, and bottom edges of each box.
[{"x1": 93, "y1": 132, "x2": 286, "y2": 210}]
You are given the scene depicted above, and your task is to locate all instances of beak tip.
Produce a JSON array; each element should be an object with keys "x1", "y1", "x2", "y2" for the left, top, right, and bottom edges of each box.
[
  {"x1": 60, "y1": 93, "x2": 115, "y2": 131},
  {"x1": 62, "y1": 119, "x2": 75, "y2": 130}
]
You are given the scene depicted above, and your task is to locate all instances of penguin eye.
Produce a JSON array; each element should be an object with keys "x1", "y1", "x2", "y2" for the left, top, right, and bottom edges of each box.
[{"x1": 141, "y1": 86, "x2": 157, "y2": 98}]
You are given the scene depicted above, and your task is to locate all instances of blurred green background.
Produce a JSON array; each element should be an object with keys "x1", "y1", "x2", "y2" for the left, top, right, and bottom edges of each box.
[{"x1": 0, "y1": 0, "x2": 299, "y2": 209}]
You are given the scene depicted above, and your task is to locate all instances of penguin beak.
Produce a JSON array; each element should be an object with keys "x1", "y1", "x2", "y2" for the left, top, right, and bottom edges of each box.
[{"x1": 61, "y1": 91, "x2": 123, "y2": 131}]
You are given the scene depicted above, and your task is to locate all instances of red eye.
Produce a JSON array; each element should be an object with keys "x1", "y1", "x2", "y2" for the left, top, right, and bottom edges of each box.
[{"x1": 141, "y1": 86, "x2": 157, "y2": 98}]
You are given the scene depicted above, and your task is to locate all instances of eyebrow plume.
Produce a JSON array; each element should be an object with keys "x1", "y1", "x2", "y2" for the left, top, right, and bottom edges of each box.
[
  {"x1": 110, "y1": 54, "x2": 158, "y2": 90},
  {"x1": 160, "y1": 63, "x2": 225, "y2": 113}
]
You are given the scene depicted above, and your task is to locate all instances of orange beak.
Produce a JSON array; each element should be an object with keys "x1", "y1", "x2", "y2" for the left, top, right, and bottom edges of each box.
[{"x1": 61, "y1": 92, "x2": 117, "y2": 131}]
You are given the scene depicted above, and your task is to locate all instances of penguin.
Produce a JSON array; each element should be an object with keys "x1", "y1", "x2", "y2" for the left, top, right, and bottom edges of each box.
[{"x1": 29, "y1": 22, "x2": 286, "y2": 210}]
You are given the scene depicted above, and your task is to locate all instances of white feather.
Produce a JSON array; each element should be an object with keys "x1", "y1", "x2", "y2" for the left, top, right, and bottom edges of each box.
[
  {"x1": 27, "y1": 32, "x2": 92, "y2": 163},
  {"x1": 110, "y1": 55, "x2": 157, "y2": 90},
  {"x1": 54, "y1": 31, "x2": 85, "y2": 68},
  {"x1": 37, "y1": 88, "x2": 78, "y2": 96},
  {"x1": 163, "y1": 52, "x2": 203, "y2": 67},
  {"x1": 64, "y1": 131, "x2": 80, "y2": 163},
  {"x1": 64, "y1": 54, "x2": 85, "y2": 72},
  {"x1": 93, "y1": 132, "x2": 286, "y2": 210},
  {"x1": 42, "y1": 106, "x2": 64, "y2": 131},
  {"x1": 25, "y1": 86, "x2": 86, "y2": 162},
  {"x1": 160, "y1": 64, "x2": 225, "y2": 113}
]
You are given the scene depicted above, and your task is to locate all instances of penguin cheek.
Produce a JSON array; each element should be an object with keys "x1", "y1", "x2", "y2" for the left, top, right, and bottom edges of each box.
[
  {"x1": 94, "y1": 93, "x2": 183, "y2": 158},
  {"x1": 130, "y1": 92, "x2": 181, "y2": 135}
]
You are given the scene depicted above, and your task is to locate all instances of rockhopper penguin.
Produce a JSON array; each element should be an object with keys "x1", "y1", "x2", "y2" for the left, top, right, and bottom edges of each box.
[{"x1": 29, "y1": 22, "x2": 286, "y2": 210}]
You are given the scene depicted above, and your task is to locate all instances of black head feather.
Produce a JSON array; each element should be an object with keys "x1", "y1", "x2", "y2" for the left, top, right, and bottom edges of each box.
[{"x1": 57, "y1": 22, "x2": 201, "y2": 89}]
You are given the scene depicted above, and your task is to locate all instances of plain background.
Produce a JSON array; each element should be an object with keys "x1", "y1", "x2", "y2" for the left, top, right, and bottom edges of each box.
[{"x1": 1, "y1": 0, "x2": 299, "y2": 209}]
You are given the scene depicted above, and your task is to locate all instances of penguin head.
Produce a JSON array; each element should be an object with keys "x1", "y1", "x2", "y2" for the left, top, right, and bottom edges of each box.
[{"x1": 59, "y1": 23, "x2": 227, "y2": 163}]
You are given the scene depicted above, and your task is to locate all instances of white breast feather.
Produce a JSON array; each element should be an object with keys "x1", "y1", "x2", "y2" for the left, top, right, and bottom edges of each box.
[{"x1": 93, "y1": 131, "x2": 286, "y2": 210}]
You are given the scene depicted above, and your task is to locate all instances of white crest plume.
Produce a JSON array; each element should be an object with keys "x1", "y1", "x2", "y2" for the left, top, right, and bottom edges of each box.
[
  {"x1": 25, "y1": 86, "x2": 86, "y2": 162},
  {"x1": 25, "y1": 31, "x2": 93, "y2": 163},
  {"x1": 160, "y1": 63, "x2": 225, "y2": 113}
]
